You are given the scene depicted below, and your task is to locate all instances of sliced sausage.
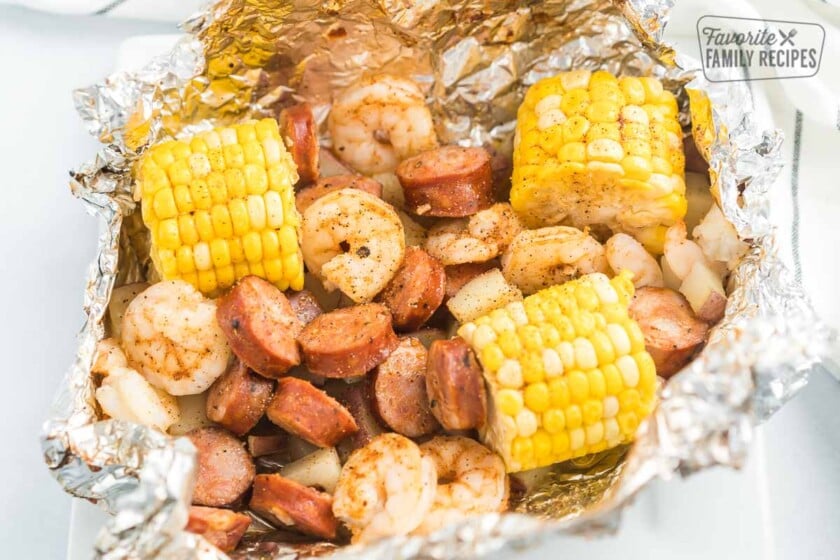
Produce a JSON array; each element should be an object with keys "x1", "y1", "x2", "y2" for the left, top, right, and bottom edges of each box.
[
  {"x1": 250, "y1": 474, "x2": 338, "y2": 539},
  {"x1": 188, "y1": 427, "x2": 255, "y2": 507},
  {"x1": 444, "y1": 261, "x2": 498, "y2": 299},
  {"x1": 206, "y1": 358, "x2": 274, "y2": 436},
  {"x1": 186, "y1": 506, "x2": 251, "y2": 552},
  {"x1": 298, "y1": 303, "x2": 399, "y2": 378},
  {"x1": 426, "y1": 337, "x2": 487, "y2": 430},
  {"x1": 372, "y1": 338, "x2": 439, "y2": 437},
  {"x1": 286, "y1": 290, "x2": 324, "y2": 326},
  {"x1": 629, "y1": 287, "x2": 710, "y2": 378},
  {"x1": 295, "y1": 174, "x2": 382, "y2": 214},
  {"x1": 396, "y1": 146, "x2": 494, "y2": 217},
  {"x1": 377, "y1": 247, "x2": 445, "y2": 331},
  {"x1": 279, "y1": 103, "x2": 319, "y2": 186},
  {"x1": 266, "y1": 377, "x2": 358, "y2": 447},
  {"x1": 326, "y1": 379, "x2": 387, "y2": 462},
  {"x1": 217, "y1": 276, "x2": 303, "y2": 378}
]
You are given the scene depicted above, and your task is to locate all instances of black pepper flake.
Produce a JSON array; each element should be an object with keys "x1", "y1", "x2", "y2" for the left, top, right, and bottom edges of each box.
[{"x1": 356, "y1": 246, "x2": 370, "y2": 258}]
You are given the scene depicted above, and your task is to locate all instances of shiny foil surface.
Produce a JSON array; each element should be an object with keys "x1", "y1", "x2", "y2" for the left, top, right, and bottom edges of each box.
[{"x1": 43, "y1": 0, "x2": 833, "y2": 558}]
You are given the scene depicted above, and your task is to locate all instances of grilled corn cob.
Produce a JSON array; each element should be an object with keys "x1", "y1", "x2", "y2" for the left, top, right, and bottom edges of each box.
[
  {"x1": 510, "y1": 70, "x2": 687, "y2": 254},
  {"x1": 137, "y1": 119, "x2": 304, "y2": 296},
  {"x1": 458, "y1": 271, "x2": 657, "y2": 472}
]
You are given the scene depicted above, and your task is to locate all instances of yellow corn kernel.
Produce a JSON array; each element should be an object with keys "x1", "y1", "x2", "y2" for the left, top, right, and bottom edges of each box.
[
  {"x1": 481, "y1": 345, "x2": 505, "y2": 372},
  {"x1": 265, "y1": 258, "x2": 284, "y2": 283},
  {"x1": 152, "y1": 188, "x2": 178, "y2": 220},
  {"x1": 190, "y1": 180, "x2": 212, "y2": 211},
  {"x1": 225, "y1": 168, "x2": 247, "y2": 198},
  {"x1": 172, "y1": 184, "x2": 194, "y2": 214},
  {"x1": 157, "y1": 219, "x2": 180, "y2": 250},
  {"x1": 229, "y1": 198, "x2": 250, "y2": 236},
  {"x1": 210, "y1": 239, "x2": 231, "y2": 268},
  {"x1": 167, "y1": 158, "x2": 192, "y2": 185},
  {"x1": 244, "y1": 163, "x2": 269, "y2": 195},
  {"x1": 497, "y1": 389, "x2": 524, "y2": 416},
  {"x1": 176, "y1": 246, "x2": 195, "y2": 274},
  {"x1": 197, "y1": 269, "x2": 217, "y2": 294},
  {"x1": 216, "y1": 265, "x2": 236, "y2": 290},
  {"x1": 587, "y1": 368, "x2": 607, "y2": 399},
  {"x1": 533, "y1": 430, "x2": 552, "y2": 462},
  {"x1": 247, "y1": 195, "x2": 266, "y2": 230},
  {"x1": 211, "y1": 205, "x2": 233, "y2": 239},
  {"x1": 206, "y1": 171, "x2": 228, "y2": 204},
  {"x1": 157, "y1": 249, "x2": 177, "y2": 277},
  {"x1": 524, "y1": 382, "x2": 550, "y2": 413}
]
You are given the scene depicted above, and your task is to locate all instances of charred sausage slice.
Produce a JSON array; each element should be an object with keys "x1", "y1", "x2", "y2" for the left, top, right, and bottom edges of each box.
[
  {"x1": 295, "y1": 174, "x2": 383, "y2": 214},
  {"x1": 628, "y1": 287, "x2": 710, "y2": 379},
  {"x1": 206, "y1": 358, "x2": 274, "y2": 436},
  {"x1": 187, "y1": 427, "x2": 255, "y2": 507},
  {"x1": 397, "y1": 146, "x2": 494, "y2": 217},
  {"x1": 298, "y1": 303, "x2": 398, "y2": 378},
  {"x1": 250, "y1": 474, "x2": 338, "y2": 539},
  {"x1": 266, "y1": 377, "x2": 358, "y2": 447},
  {"x1": 377, "y1": 247, "x2": 445, "y2": 331},
  {"x1": 185, "y1": 506, "x2": 251, "y2": 552},
  {"x1": 279, "y1": 103, "x2": 319, "y2": 186},
  {"x1": 216, "y1": 276, "x2": 303, "y2": 378},
  {"x1": 426, "y1": 337, "x2": 487, "y2": 430},
  {"x1": 372, "y1": 337, "x2": 439, "y2": 437}
]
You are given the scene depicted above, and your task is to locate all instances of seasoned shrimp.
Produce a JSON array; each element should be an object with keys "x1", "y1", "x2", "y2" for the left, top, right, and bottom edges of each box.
[
  {"x1": 95, "y1": 365, "x2": 180, "y2": 432},
  {"x1": 605, "y1": 233, "x2": 664, "y2": 288},
  {"x1": 121, "y1": 280, "x2": 231, "y2": 396},
  {"x1": 662, "y1": 221, "x2": 725, "y2": 280},
  {"x1": 413, "y1": 436, "x2": 508, "y2": 535},
  {"x1": 501, "y1": 226, "x2": 609, "y2": 294},
  {"x1": 301, "y1": 189, "x2": 405, "y2": 303},
  {"x1": 425, "y1": 203, "x2": 522, "y2": 266},
  {"x1": 329, "y1": 75, "x2": 438, "y2": 175},
  {"x1": 332, "y1": 433, "x2": 437, "y2": 543},
  {"x1": 92, "y1": 338, "x2": 128, "y2": 375}
]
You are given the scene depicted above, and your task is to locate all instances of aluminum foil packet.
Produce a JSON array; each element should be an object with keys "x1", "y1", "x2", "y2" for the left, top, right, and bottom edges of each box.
[{"x1": 42, "y1": 0, "x2": 833, "y2": 558}]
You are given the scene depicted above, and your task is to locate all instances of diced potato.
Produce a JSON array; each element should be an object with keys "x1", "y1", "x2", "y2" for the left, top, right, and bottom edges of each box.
[
  {"x1": 684, "y1": 172, "x2": 714, "y2": 233},
  {"x1": 280, "y1": 447, "x2": 342, "y2": 494},
  {"x1": 372, "y1": 172, "x2": 405, "y2": 209},
  {"x1": 447, "y1": 268, "x2": 523, "y2": 323},
  {"x1": 660, "y1": 253, "x2": 682, "y2": 292},
  {"x1": 692, "y1": 205, "x2": 749, "y2": 270},
  {"x1": 108, "y1": 282, "x2": 149, "y2": 340},
  {"x1": 679, "y1": 261, "x2": 727, "y2": 323},
  {"x1": 168, "y1": 392, "x2": 212, "y2": 436}
]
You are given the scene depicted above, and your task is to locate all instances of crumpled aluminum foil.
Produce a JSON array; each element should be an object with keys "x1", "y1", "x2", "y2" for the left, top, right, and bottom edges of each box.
[{"x1": 42, "y1": 0, "x2": 833, "y2": 558}]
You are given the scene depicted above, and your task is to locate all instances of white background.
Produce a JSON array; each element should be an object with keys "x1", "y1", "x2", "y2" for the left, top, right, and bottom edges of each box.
[{"x1": 0, "y1": 2, "x2": 838, "y2": 559}]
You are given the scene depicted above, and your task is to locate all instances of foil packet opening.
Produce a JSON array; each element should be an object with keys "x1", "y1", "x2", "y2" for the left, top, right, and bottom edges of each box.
[{"x1": 43, "y1": 0, "x2": 833, "y2": 558}]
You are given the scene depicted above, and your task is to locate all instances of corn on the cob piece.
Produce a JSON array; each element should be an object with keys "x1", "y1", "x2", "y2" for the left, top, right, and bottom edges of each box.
[
  {"x1": 510, "y1": 70, "x2": 687, "y2": 254},
  {"x1": 458, "y1": 271, "x2": 657, "y2": 472},
  {"x1": 137, "y1": 119, "x2": 304, "y2": 296}
]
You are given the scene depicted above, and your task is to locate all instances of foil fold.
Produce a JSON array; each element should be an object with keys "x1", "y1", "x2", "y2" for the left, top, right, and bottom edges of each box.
[{"x1": 42, "y1": 0, "x2": 833, "y2": 558}]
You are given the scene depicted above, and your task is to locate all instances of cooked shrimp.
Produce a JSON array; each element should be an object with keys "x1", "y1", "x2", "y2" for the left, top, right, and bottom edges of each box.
[
  {"x1": 92, "y1": 338, "x2": 128, "y2": 375},
  {"x1": 332, "y1": 433, "x2": 437, "y2": 543},
  {"x1": 301, "y1": 189, "x2": 405, "y2": 303},
  {"x1": 95, "y1": 366, "x2": 180, "y2": 432},
  {"x1": 501, "y1": 226, "x2": 609, "y2": 294},
  {"x1": 663, "y1": 221, "x2": 722, "y2": 280},
  {"x1": 425, "y1": 203, "x2": 522, "y2": 266},
  {"x1": 413, "y1": 436, "x2": 507, "y2": 535},
  {"x1": 329, "y1": 75, "x2": 438, "y2": 175},
  {"x1": 605, "y1": 233, "x2": 664, "y2": 288},
  {"x1": 121, "y1": 280, "x2": 231, "y2": 396}
]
